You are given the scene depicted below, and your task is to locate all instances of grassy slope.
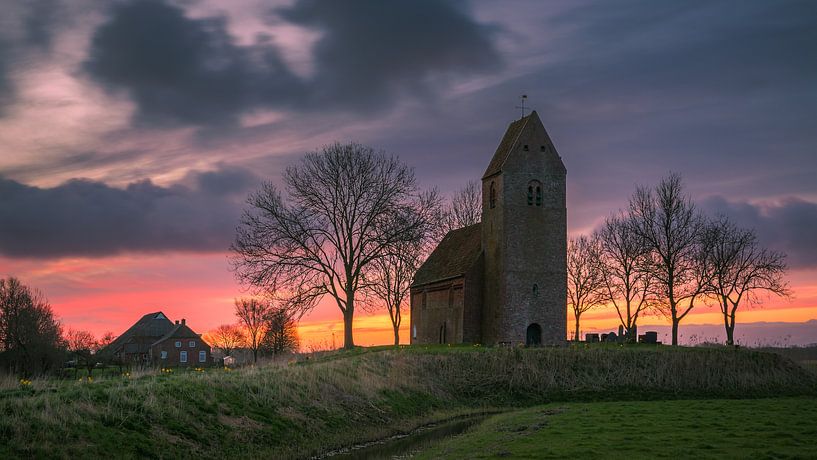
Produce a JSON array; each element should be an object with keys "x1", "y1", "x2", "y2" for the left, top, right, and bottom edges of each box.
[
  {"x1": 0, "y1": 345, "x2": 815, "y2": 459},
  {"x1": 416, "y1": 397, "x2": 817, "y2": 459}
]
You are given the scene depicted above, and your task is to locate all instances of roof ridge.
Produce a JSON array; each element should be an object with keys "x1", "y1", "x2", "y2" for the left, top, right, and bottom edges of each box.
[{"x1": 482, "y1": 114, "x2": 533, "y2": 179}]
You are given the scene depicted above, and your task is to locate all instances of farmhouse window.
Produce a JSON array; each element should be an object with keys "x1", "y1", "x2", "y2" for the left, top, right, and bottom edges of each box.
[
  {"x1": 199, "y1": 351, "x2": 206, "y2": 363},
  {"x1": 180, "y1": 351, "x2": 188, "y2": 363},
  {"x1": 175, "y1": 341, "x2": 181, "y2": 348},
  {"x1": 189, "y1": 341, "x2": 196, "y2": 348},
  {"x1": 160, "y1": 351, "x2": 167, "y2": 359}
]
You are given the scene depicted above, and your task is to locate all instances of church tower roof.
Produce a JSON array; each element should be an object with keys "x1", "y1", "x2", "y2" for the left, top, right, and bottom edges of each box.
[{"x1": 482, "y1": 111, "x2": 563, "y2": 179}]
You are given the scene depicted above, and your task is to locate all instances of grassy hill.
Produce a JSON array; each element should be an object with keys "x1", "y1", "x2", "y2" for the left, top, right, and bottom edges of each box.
[{"x1": 1, "y1": 345, "x2": 815, "y2": 459}]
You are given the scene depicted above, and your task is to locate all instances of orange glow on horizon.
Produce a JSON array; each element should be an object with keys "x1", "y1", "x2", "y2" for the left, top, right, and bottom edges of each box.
[{"x1": 1, "y1": 252, "x2": 815, "y2": 349}]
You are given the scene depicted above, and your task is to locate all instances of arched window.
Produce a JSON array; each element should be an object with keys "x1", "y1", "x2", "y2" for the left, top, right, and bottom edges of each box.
[
  {"x1": 533, "y1": 283, "x2": 539, "y2": 296},
  {"x1": 489, "y1": 182, "x2": 496, "y2": 209},
  {"x1": 528, "y1": 180, "x2": 542, "y2": 207}
]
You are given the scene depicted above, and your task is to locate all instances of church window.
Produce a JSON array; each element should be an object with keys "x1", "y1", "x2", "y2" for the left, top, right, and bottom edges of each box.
[
  {"x1": 540, "y1": 145, "x2": 547, "y2": 152},
  {"x1": 489, "y1": 182, "x2": 496, "y2": 209},
  {"x1": 528, "y1": 180, "x2": 542, "y2": 207},
  {"x1": 523, "y1": 144, "x2": 529, "y2": 151},
  {"x1": 533, "y1": 284, "x2": 539, "y2": 296}
]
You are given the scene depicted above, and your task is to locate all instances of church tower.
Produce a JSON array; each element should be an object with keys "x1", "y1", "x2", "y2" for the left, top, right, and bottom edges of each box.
[{"x1": 480, "y1": 111, "x2": 567, "y2": 345}]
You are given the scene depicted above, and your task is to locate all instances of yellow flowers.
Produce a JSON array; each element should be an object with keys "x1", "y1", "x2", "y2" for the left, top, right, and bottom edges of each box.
[
  {"x1": 161, "y1": 368, "x2": 174, "y2": 374},
  {"x1": 193, "y1": 367, "x2": 204, "y2": 373},
  {"x1": 77, "y1": 376, "x2": 93, "y2": 383},
  {"x1": 19, "y1": 378, "x2": 32, "y2": 388},
  {"x1": 122, "y1": 372, "x2": 131, "y2": 378},
  {"x1": 223, "y1": 366, "x2": 231, "y2": 372}
]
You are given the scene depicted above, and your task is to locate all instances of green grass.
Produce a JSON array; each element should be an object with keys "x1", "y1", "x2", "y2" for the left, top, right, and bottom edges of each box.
[
  {"x1": 416, "y1": 397, "x2": 817, "y2": 459},
  {"x1": 0, "y1": 346, "x2": 814, "y2": 459}
]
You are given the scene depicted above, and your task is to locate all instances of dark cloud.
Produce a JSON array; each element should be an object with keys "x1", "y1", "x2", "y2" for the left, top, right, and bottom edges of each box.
[
  {"x1": 22, "y1": 0, "x2": 61, "y2": 50},
  {"x1": 277, "y1": 0, "x2": 503, "y2": 112},
  {"x1": 546, "y1": 0, "x2": 817, "y2": 98},
  {"x1": 0, "y1": 165, "x2": 260, "y2": 258},
  {"x1": 83, "y1": 0, "x2": 303, "y2": 126},
  {"x1": 0, "y1": 0, "x2": 76, "y2": 113},
  {"x1": 701, "y1": 196, "x2": 817, "y2": 269},
  {"x1": 82, "y1": 0, "x2": 502, "y2": 126},
  {"x1": 0, "y1": 40, "x2": 10, "y2": 112}
]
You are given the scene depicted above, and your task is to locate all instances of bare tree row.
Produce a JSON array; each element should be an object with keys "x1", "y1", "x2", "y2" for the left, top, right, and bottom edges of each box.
[
  {"x1": 568, "y1": 174, "x2": 789, "y2": 345},
  {"x1": 208, "y1": 298, "x2": 299, "y2": 363}
]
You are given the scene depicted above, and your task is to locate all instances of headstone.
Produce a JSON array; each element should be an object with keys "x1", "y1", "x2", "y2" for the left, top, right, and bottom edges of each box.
[{"x1": 639, "y1": 331, "x2": 658, "y2": 344}]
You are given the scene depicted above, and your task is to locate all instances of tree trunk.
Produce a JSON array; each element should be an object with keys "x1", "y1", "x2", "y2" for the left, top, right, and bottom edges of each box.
[
  {"x1": 574, "y1": 312, "x2": 581, "y2": 343},
  {"x1": 343, "y1": 296, "x2": 355, "y2": 349},
  {"x1": 393, "y1": 326, "x2": 400, "y2": 346},
  {"x1": 726, "y1": 308, "x2": 737, "y2": 346},
  {"x1": 671, "y1": 316, "x2": 679, "y2": 346}
]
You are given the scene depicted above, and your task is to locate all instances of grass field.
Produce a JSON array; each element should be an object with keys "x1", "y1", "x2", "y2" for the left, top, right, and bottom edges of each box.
[
  {"x1": 0, "y1": 345, "x2": 815, "y2": 458},
  {"x1": 416, "y1": 397, "x2": 817, "y2": 459}
]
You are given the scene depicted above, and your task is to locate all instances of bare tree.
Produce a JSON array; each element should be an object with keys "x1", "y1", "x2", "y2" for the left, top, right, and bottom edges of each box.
[
  {"x1": 261, "y1": 308, "x2": 300, "y2": 356},
  {"x1": 98, "y1": 332, "x2": 115, "y2": 349},
  {"x1": 433, "y1": 180, "x2": 482, "y2": 244},
  {"x1": 208, "y1": 324, "x2": 246, "y2": 357},
  {"x1": 567, "y1": 235, "x2": 606, "y2": 341},
  {"x1": 65, "y1": 329, "x2": 99, "y2": 377},
  {"x1": 596, "y1": 212, "x2": 654, "y2": 341},
  {"x1": 629, "y1": 173, "x2": 707, "y2": 345},
  {"x1": 231, "y1": 142, "x2": 436, "y2": 349},
  {"x1": 0, "y1": 277, "x2": 64, "y2": 376},
  {"x1": 234, "y1": 298, "x2": 272, "y2": 363},
  {"x1": 447, "y1": 180, "x2": 481, "y2": 230},
  {"x1": 704, "y1": 216, "x2": 790, "y2": 345},
  {"x1": 364, "y1": 239, "x2": 424, "y2": 345}
]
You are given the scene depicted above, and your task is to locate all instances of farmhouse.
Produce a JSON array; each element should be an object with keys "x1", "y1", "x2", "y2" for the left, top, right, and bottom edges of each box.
[
  {"x1": 410, "y1": 111, "x2": 567, "y2": 346},
  {"x1": 103, "y1": 312, "x2": 212, "y2": 366}
]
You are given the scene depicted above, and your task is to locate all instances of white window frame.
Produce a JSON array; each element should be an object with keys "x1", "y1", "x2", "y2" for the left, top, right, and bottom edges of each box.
[
  {"x1": 189, "y1": 340, "x2": 196, "y2": 348},
  {"x1": 180, "y1": 351, "x2": 188, "y2": 363},
  {"x1": 199, "y1": 351, "x2": 206, "y2": 363},
  {"x1": 175, "y1": 341, "x2": 181, "y2": 348},
  {"x1": 160, "y1": 350, "x2": 167, "y2": 359}
]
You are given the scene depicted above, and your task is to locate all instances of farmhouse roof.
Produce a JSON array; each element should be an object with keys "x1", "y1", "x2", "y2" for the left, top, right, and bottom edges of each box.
[
  {"x1": 412, "y1": 223, "x2": 482, "y2": 287},
  {"x1": 104, "y1": 311, "x2": 174, "y2": 354},
  {"x1": 152, "y1": 321, "x2": 210, "y2": 348}
]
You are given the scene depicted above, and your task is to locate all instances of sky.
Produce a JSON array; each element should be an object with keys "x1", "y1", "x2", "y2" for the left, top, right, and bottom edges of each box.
[{"x1": 0, "y1": 0, "x2": 815, "y2": 348}]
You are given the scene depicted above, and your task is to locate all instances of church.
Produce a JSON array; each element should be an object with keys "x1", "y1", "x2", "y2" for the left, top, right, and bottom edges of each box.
[{"x1": 409, "y1": 111, "x2": 567, "y2": 346}]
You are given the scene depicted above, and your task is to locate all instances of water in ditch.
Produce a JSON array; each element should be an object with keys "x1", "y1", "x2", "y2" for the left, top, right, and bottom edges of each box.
[{"x1": 318, "y1": 415, "x2": 487, "y2": 459}]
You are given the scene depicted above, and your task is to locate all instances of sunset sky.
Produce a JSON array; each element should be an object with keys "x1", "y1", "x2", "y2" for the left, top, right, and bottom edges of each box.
[{"x1": 0, "y1": 0, "x2": 815, "y2": 348}]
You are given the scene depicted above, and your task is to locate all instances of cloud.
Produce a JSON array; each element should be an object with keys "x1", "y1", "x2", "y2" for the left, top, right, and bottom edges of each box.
[
  {"x1": 0, "y1": 0, "x2": 77, "y2": 113},
  {"x1": 82, "y1": 0, "x2": 502, "y2": 126},
  {"x1": 83, "y1": 0, "x2": 303, "y2": 126},
  {"x1": 701, "y1": 196, "x2": 817, "y2": 269},
  {"x1": 277, "y1": 0, "x2": 503, "y2": 112},
  {"x1": 0, "y1": 165, "x2": 260, "y2": 258}
]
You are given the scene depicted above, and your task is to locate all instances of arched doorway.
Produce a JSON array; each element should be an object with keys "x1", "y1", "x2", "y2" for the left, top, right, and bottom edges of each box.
[{"x1": 526, "y1": 323, "x2": 542, "y2": 346}]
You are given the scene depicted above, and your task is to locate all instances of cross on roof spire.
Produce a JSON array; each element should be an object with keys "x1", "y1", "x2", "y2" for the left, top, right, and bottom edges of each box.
[{"x1": 515, "y1": 94, "x2": 528, "y2": 118}]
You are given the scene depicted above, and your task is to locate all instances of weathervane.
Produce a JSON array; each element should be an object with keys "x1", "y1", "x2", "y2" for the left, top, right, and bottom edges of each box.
[{"x1": 515, "y1": 94, "x2": 528, "y2": 118}]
